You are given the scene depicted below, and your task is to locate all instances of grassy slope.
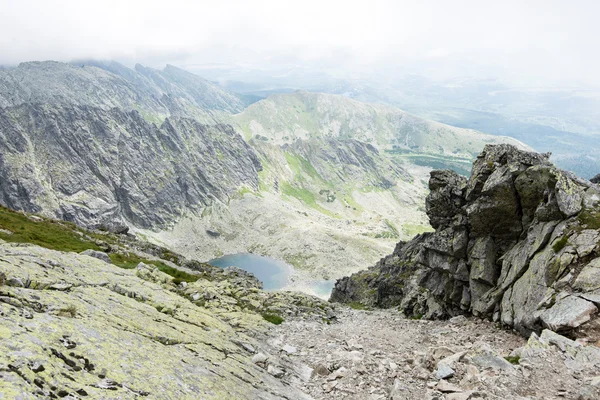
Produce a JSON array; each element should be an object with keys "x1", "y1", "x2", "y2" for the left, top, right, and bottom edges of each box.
[
  {"x1": 233, "y1": 91, "x2": 528, "y2": 163},
  {"x1": 0, "y1": 205, "x2": 201, "y2": 283}
]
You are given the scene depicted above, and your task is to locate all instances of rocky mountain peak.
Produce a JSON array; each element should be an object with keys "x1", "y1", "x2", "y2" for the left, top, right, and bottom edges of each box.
[{"x1": 332, "y1": 144, "x2": 600, "y2": 338}]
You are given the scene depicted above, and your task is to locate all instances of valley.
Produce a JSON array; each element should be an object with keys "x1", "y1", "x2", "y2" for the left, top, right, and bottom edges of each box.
[{"x1": 0, "y1": 61, "x2": 529, "y2": 289}]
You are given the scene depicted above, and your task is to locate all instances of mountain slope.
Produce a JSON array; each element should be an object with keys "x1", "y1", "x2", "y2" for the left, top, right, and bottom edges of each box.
[
  {"x1": 0, "y1": 103, "x2": 261, "y2": 228},
  {"x1": 0, "y1": 204, "x2": 332, "y2": 399},
  {"x1": 234, "y1": 91, "x2": 529, "y2": 174},
  {"x1": 0, "y1": 61, "x2": 246, "y2": 125},
  {"x1": 0, "y1": 61, "x2": 531, "y2": 288}
]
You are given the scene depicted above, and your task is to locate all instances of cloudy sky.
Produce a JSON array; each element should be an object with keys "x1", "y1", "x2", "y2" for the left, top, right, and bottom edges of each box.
[{"x1": 1, "y1": 0, "x2": 598, "y2": 86}]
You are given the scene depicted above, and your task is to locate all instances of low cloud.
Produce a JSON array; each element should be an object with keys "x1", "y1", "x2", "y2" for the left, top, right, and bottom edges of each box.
[{"x1": 1, "y1": 0, "x2": 598, "y2": 86}]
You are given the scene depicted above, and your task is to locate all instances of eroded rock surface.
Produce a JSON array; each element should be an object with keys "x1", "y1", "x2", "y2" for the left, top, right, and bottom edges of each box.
[
  {"x1": 332, "y1": 144, "x2": 600, "y2": 337},
  {"x1": 0, "y1": 240, "x2": 333, "y2": 399}
]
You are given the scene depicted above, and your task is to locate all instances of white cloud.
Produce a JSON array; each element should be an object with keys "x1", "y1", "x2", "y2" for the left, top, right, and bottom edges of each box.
[{"x1": 0, "y1": 0, "x2": 598, "y2": 86}]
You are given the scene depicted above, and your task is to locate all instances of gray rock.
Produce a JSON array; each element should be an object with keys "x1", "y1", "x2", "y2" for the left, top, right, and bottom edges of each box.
[
  {"x1": 435, "y1": 363, "x2": 455, "y2": 380},
  {"x1": 470, "y1": 354, "x2": 514, "y2": 371},
  {"x1": 540, "y1": 296, "x2": 598, "y2": 331},
  {"x1": 252, "y1": 352, "x2": 268, "y2": 364},
  {"x1": 80, "y1": 249, "x2": 112, "y2": 264},
  {"x1": 0, "y1": 63, "x2": 262, "y2": 230},
  {"x1": 332, "y1": 144, "x2": 600, "y2": 336},
  {"x1": 267, "y1": 364, "x2": 285, "y2": 378},
  {"x1": 282, "y1": 344, "x2": 297, "y2": 354},
  {"x1": 389, "y1": 379, "x2": 409, "y2": 400},
  {"x1": 573, "y1": 258, "x2": 600, "y2": 292}
]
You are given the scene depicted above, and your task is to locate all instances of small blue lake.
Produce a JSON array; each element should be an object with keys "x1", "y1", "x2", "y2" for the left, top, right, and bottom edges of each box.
[
  {"x1": 208, "y1": 253, "x2": 292, "y2": 291},
  {"x1": 208, "y1": 253, "x2": 335, "y2": 297}
]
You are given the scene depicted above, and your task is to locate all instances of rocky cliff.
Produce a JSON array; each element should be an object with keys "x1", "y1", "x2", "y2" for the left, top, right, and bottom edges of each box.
[
  {"x1": 0, "y1": 103, "x2": 261, "y2": 229},
  {"x1": 332, "y1": 144, "x2": 600, "y2": 337}
]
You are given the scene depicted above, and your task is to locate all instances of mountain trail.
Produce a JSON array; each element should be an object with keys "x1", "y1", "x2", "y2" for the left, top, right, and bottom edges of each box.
[{"x1": 268, "y1": 307, "x2": 600, "y2": 399}]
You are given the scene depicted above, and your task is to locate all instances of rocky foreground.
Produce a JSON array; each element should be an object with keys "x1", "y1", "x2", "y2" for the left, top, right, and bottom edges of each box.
[
  {"x1": 3, "y1": 236, "x2": 600, "y2": 400},
  {"x1": 0, "y1": 238, "x2": 334, "y2": 399},
  {"x1": 270, "y1": 309, "x2": 600, "y2": 399}
]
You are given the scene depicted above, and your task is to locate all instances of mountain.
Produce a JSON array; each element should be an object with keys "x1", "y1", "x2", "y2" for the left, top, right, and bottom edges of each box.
[
  {"x1": 233, "y1": 91, "x2": 529, "y2": 175},
  {"x1": 0, "y1": 61, "x2": 529, "y2": 286},
  {"x1": 206, "y1": 65, "x2": 600, "y2": 178},
  {"x1": 3, "y1": 183, "x2": 600, "y2": 399},
  {"x1": 0, "y1": 61, "x2": 246, "y2": 125},
  {"x1": 332, "y1": 144, "x2": 600, "y2": 337},
  {"x1": 0, "y1": 103, "x2": 261, "y2": 228}
]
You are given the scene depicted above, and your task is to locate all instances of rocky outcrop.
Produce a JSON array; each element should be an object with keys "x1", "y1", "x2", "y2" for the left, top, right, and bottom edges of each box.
[
  {"x1": 0, "y1": 238, "x2": 334, "y2": 399},
  {"x1": 0, "y1": 103, "x2": 261, "y2": 229},
  {"x1": 332, "y1": 144, "x2": 600, "y2": 337}
]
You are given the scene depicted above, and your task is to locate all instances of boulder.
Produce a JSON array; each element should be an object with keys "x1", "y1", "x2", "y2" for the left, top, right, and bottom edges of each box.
[
  {"x1": 80, "y1": 249, "x2": 112, "y2": 264},
  {"x1": 540, "y1": 296, "x2": 598, "y2": 331}
]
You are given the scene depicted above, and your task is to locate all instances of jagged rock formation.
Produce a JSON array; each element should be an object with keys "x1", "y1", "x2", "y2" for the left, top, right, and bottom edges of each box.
[
  {"x1": 332, "y1": 144, "x2": 600, "y2": 336},
  {"x1": 0, "y1": 104, "x2": 261, "y2": 228}
]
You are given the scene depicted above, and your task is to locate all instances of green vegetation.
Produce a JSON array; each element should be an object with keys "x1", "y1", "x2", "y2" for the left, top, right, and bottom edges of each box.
[
  {"x1": 280, "y1": 182, "x2": 336, "y2": 217},
  {"x1": 504, "y1": 355, "x2": 520, "y2": 365},
  {"x1": 348, "y1": 302, "x2": 370, "y2": 310},
  {"x1": 578, "y1": 208, "x2": 600, "y2": 230},
  {"x1": 109, "y1": 252, "x2": 200, "y2": 283},
  {"x1": 552, "y1": 236, "x2": 569, "y2": 253},
  {"x1": 283, "y1": 252, "x2": 315, "y2": 270},
  {"x1": 262, "y1": 313, "x2": 285, "y2": 325},
  {"x1": 0, "y1": 205, "x2": 100, "y2": 252},
  {"x1": 0, "y1": 205, "x2": 200, "y2": 284},
  {"x1": 408, "y1": 314, "x2": 424, "y2": 320},
  {"x1": 375, "y1": 219, "x2": 400, "y2": 239},
  {"x1": 403, "y1": 223, "x2": 434, "y2": 237},
  {"x1": 386, "y1": 151, "x2": 473, "y2": 176},
  {"x1": 285, "y1": 152, "x2": 322, "y2": 181},
  {"x1": 57, "y1": 305, "x2": 78, "y2": 318}
]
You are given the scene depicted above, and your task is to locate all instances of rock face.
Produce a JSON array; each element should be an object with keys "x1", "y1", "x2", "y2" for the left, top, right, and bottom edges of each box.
[
  {"x1": 0, "y1": 61, "x2": 259, "y2": 230},
  {"x1": 0, "y1": 239, "x2": 333, "y2": 399},
  {"x1": 332, "y1": 144, "x2": 600, "y2": 336},
  {"x1": 0, "y1": 103, "x2": 261, "y2": 229}
]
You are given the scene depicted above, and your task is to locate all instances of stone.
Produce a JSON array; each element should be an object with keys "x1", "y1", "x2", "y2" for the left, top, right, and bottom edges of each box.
[
  {"x1": 470, "y1": 354, "x2": 514, "y2": 371},
  {"x1": 267, "y1": 364, "x2": 285, "y2": 378},
  {"x1": 282, "y1": 344, "x2": 297, "y2": 354},
  {"x1": 328, "y1": 366, "x2": 348, "y2": 380},
  {"x1": 311, "y1": 363, "x2": 330, "y2": 377},
  {"x1": 539, "y1": 329, "x2": 580, "y2": 352},
  {"x1": 573, "y1": 258, "x2": 600, "y2": 292},
  {"x1": 29, "y1": 362, "x2": 45, "y2": 373},
  {"x1": 389, "y1": 379, "x2": 408, "y2": 399},
  {"x1": 436, "y1": 380, "x2": 463, "y2": 393},
  {"x1": 555, "y1": 173, "x2": 584, "y2": 217},
  {"x1": 96, "y1": 378, "x2": 121, "y2": 390},
  {"x1": 331, "y1": 144, "x2": 600, "y2": 335},
  {"x1": 6, "y1": 277, "x2": 25, "y2": 287},
  {"x1": 435, "y1": 363, "x2": 455, "y2": 380},
  {"x1": 540, "y1": 296, "x2": 598, "y2": 331},
  {"x1": 251, "y1": 352, "x2": 268, "y2": 365},
  {"x1": 80, "y1": 249, "x2": 112, "y2": 264},
  {"x1": 322, "y1": 381, "x2": 338, "y2": 393},
  {"x1": 437, "y1": 351, "x2": 467, "y2": 369}
]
